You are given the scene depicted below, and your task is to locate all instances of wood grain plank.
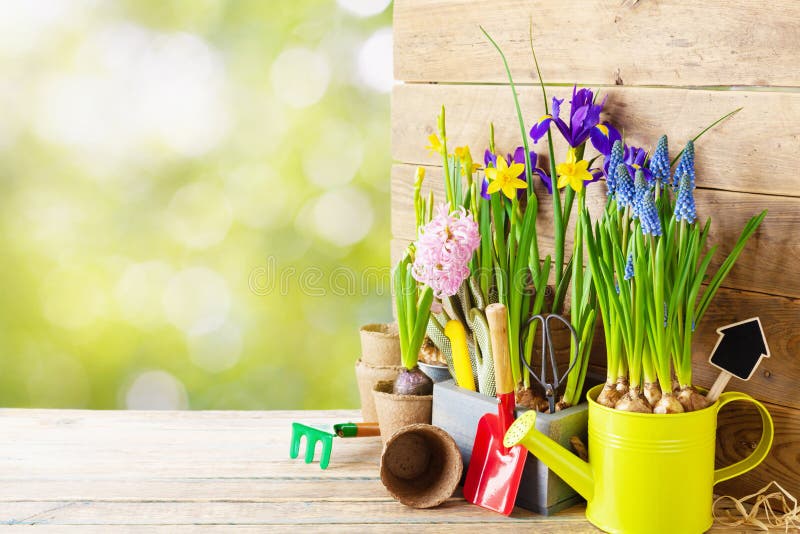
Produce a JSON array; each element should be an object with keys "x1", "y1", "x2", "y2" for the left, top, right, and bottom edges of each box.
[
  {"x1": 0, "y1": 500, "x2": 587, "y2": 525},
  {"x1": 0, "y1": 527, "x2": 602, "y2": 534},
  {"x1": 394, "y1": 0, "x2": 800, "y2": 87},
  {"x1": 715, "y1": 399, "x2": 800, "y2": 500},
  {"x1": 392, "y1": 84, "x2": 800, "y2": 198},
  {"x1": 0, "y1": 479, "x2": 387, "y2": 502},
  {"x1": 0, "y1": 525, "x2": 604, "y2": 533},
  {"x1": 0, "y1": 407, "x2": 791, "y2": 530},
  {"x1": 0, "y1": 522, "x2": 768, "y2": 533},
  {"x1": 391, "y1": 163, "x2": 800, "y2": 300}
]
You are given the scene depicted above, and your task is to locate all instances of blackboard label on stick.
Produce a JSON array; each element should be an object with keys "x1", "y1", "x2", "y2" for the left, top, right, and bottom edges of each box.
[{"x1": 708, "y1": 317, "x2": 770, "y2": 380}]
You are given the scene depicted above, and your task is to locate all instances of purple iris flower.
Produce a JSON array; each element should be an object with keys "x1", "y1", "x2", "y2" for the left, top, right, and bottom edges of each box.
[
  {"x1": 481, "y1": 146, "x2": 553, "y2": 198},
  {"x1": 589, "y1": 122, "x2": 622, "y2": 156},
  {"x1": 603, "y1": 144, "x2": 653, "y2": 183},
  {"x1": 529, "y1": 86, "x2": 619, "y2": 154}
]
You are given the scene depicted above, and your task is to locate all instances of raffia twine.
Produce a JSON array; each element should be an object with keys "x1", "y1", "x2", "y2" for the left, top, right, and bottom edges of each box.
[{"x1": 713, "y1": 481, "x2": 799, "y2": 532}]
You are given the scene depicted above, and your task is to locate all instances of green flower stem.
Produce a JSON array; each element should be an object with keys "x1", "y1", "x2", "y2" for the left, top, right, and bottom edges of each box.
[
  {"x1": 482, "y1": 26, "x2": 547, "y2": 386},
  {"x1": 582, "y1": 210, "x2": 616, "y2": 382},
  {"x1": 393, "y1": 258, "x2": 409, "y2": 360},
  {"x1": 437, "y1": 106, "x2": 454, "y2": 206},
  {"x1": 563, "y1": 188, "x2": 595, "y2": 405},
  {"x1": 548, "y1": 129, "x2": 565, "y2": 313},
  {"x1": 452, "y1": 156, "x2": 462, "y2": 208},
  {"x1": 404, "y1": 263, "x2": 417, "y2": 358},
  {"x1": 670, "y1": 108, "x2": 742, "y2": 168},
  {"x1": 695, "y1": 211, "x2": 766, "y2": 323},
  {"x1": 478, "y1": 196, "x2": 492, "y2": 302},
  {"x1": 393, "y1": 253, "x2": 434, "y2": 370},
  {"x1": 407, "y1": 286, "x2": 434, "y2": 369},
  {"x1": 490, "y1": 193, "x2": 508, "y2": 301},
  {"x1": 413, "y1": 168, "x2": 424, "y2": 230},
  {"x1": 479, "y1": 27, "x2": 534, "y2": 197},
  {"x1": 526, "y1": 20, "x2": 566, "y2": 314},
  {"x1": 507, "y1": 197, "x2": 522, "y2": 383}
]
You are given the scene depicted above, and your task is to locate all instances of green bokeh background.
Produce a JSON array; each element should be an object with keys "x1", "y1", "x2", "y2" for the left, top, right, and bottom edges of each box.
[{"x1": 0, "y1": 1, "x2": 393, "y2": 409}]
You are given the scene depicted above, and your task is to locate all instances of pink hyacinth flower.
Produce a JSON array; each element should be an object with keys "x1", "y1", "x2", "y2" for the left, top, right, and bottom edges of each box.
[{"x1": 412, "y1": 204, "x2": 481, "y2": 299}]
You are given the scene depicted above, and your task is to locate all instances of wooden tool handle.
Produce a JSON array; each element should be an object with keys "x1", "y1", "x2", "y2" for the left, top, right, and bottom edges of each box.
[
  {"x1": 486, "y1": 303, "x2": 513, "y2": 395},
  {"x1": 334, "y1": 422, "x2": 380, "y2": 437},
  {"x1": 353, "y1": 423, "x2": 380, "y2": 437}
]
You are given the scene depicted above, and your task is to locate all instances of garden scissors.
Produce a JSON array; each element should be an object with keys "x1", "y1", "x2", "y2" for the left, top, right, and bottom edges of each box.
[{"x1": 520, "y1": 314, "x2": 579, "y2": 413}]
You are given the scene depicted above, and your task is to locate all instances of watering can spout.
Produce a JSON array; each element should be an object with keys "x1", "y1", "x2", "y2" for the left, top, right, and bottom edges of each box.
[{"x1": 503, "y1": 410, "x2": 594, "y2": 502}]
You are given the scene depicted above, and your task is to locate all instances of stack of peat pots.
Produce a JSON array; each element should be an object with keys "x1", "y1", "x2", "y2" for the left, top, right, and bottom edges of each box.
[
  {"x1": 355, "y1": 323, "x2": 404, "y2": 422},
  {"x1": 356, "y1": 323, "x2": 465, "y2": 509}
]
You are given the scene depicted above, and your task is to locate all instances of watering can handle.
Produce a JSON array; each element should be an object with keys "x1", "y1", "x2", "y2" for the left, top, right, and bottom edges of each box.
[{"x1": 712, "y1": 391, "x2": 774, "y2": 485}]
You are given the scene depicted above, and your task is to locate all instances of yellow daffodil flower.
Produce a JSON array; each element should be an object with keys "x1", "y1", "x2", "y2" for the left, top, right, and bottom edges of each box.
[
  {"x1": 485, "y1": 157, "x2": 526, "y2": 199},
  {"x1": 426, "y1": 134, "x2": 443, "y2": 155},
  {"x1": 455, "y1": 145, "x2": 480, "y2": 173},
  {"x1": 556, "y1": 148, "x2": 593, "y2": 192}
]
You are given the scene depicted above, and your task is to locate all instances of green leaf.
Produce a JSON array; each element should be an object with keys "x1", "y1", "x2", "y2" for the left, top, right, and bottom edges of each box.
[{"x1": 406, "y1": 286, "x2": 434, "y2": 369}]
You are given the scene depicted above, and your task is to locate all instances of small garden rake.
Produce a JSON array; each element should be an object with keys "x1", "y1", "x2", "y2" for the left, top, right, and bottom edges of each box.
[{"x1": 289, "y1": 422, "x2": 380, "y2": 469}]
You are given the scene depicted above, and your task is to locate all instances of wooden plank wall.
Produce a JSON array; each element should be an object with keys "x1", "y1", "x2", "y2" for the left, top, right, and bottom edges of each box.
[{"x1": 391, "y1": 0, "x2": 800, "y2": 498}]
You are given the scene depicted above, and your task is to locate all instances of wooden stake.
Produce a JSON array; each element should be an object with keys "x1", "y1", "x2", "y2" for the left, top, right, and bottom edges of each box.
[{"x1": 706, "y1": 371, "x2": 732, "y2": 403}]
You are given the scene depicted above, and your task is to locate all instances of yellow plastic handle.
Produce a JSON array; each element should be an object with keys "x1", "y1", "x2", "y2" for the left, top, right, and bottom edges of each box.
[
  {"x1": 713, "y1": 391, "x2": 774, "y2": 485},
  {"x1": 444, "y1": 320, "x2": 476, "y2": 391}
]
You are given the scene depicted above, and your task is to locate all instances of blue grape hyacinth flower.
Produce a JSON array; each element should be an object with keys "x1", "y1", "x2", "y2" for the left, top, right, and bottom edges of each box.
[
  {"x1": 624, "y1": 253, "x2": 634, "y2": 280},
  {"x1": 605, "y1": 139, "x2": 624, "y2": 197},
  {"x1": 639, "y1": 187, "x2": 662, "y2": 236},
  {"x1": 673, "y1": 139, "x2": 695, "y2": 189},
  {"x1": 615, "y1": 163, "x2": 635, "y2": 210},
  {"x1": 632, "y1": 169, "x2": 648, "y2": 219},
  {"x1": 649, "y1": 135, "x2": 670, "y2": 183},
  {"x1": 674, "y1": 172, "x2": 697, "y2": 224}
]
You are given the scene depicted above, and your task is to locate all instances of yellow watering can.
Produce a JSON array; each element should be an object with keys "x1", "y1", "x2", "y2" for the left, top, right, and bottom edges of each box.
[{"x1": 504, "y1": 384, "x2": 774, "y2": 534}]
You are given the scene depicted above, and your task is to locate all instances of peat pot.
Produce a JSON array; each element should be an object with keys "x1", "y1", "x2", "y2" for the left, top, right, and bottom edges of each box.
[
  {"x1": 380, "y1": 423, "x2": 462, "y2": 508},
  {"x1": 373, "y1": 380, "x2": 432, "y2": 445},
  {"x1": 355, "y1": 359, "x2": 403, "y2": 422},
  {"x1": 359, "y1": 323, "x2": 402, "y2": 366},
  {"x1": 504, "y1": 385, "x2": 774, "y2": 534}
]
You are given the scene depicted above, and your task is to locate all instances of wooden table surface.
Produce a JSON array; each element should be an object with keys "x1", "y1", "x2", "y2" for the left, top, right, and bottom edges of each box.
[{"x1": 0, "y1": 409, "x2": 772, "y2": 532}]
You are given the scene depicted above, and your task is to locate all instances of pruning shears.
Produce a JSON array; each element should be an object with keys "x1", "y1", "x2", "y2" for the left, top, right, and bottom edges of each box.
[{"x1": 520, "y1": 314, "x2": 579, "y2": 413}]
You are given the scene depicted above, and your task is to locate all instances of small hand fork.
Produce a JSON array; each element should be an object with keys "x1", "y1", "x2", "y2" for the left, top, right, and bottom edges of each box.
[{"x1": 290, "y1": 422, "x2": 380, "y2": 469}]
